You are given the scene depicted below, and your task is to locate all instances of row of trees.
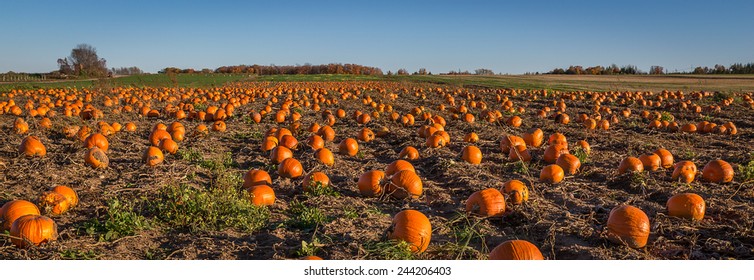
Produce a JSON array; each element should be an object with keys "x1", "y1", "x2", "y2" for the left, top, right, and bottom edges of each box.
[
  {"x1": 548, "y1": 62, "x2": 754, "y2": 75},
  {"x1": 548, "y1": 64, "x2": 645, "y2": 75},
  {"x1": 161, "y1": 63, "x2": 384, "y2": 76}
]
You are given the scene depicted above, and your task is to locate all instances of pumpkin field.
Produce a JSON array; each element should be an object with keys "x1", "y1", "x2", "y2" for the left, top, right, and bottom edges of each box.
[{"x1": 2, "y1": 74, "x2": 754, "y2": 260}]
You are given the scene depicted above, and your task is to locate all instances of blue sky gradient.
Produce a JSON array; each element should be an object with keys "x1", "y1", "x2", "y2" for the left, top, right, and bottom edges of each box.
[{"x1": 2, "y1": 0, "x2": 753, "y2": 74}]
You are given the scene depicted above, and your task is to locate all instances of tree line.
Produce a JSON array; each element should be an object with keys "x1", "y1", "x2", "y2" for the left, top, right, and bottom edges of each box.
[
  {"x1": 547, "y1": 63, "x2": 754, "y2": 75},
  {"x1": 161, "y1": 63, "x2": 384, "y2": 76}
]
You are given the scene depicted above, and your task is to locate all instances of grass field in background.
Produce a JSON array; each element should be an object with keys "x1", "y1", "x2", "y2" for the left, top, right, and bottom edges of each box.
[{"x1": 2, "y1": 73, "x2": 754, "y2": 92}]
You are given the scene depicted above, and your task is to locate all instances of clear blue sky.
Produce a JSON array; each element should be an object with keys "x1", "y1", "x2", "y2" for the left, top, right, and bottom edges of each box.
[{"x1": 2, "y1": 0, "x2": 753, "y2": 74}]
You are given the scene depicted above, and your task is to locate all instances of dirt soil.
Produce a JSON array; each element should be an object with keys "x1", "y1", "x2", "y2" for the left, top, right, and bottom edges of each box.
[{"x1": 1, "y1": 81, "x2": 754, "y2": 260}]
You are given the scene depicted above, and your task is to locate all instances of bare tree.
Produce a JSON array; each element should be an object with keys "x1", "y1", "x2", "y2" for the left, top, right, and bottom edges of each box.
[{"x1": 64, "y1": 44, "x2": 108, "y2": 77}]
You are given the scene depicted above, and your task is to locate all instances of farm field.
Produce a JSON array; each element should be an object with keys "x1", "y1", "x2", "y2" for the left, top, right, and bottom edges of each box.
[{"x1": 1, "y1": 74, "x2": 754, "y2": 260}]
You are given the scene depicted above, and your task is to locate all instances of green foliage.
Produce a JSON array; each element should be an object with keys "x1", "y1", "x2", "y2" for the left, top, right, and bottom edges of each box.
[
  {"x1": 59, "y1": 249, "x2": 99, "y2": 260},
  {"x1": 659, "y1": 111, "x2": 674, "y2": 122},
  {"x1": 82, "y1": 199, "x2": 149, "y2": 242},
  {"x1": 304, "y1": 181, "x2": 341, "y2": 197},
  {"x1": 286, "y1": 200, "x2": 330, "y2": 230},
  {"x1": 296, "y1": 236, "x2": 323, "y2": 257},
  {"x1": 362, "y1": 239, "x2": 416, "y2": 260},
  {"x1": 571, "y1": 146, "x2": 590, "y2": 164},
  {"x1": 737, "y1": 156, "x2": 754, "y2": 183},
  {"x1": 148, "y1": 185, "x2": 269, "y2": 233}
]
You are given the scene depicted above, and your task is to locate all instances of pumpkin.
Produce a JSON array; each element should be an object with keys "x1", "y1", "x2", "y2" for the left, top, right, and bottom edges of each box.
[
  {"x1": 702, "y1": 159, "x2": 734, "y2": 183},
  {"x1": 244, "y1": 185, "x2": 275, "y2": 206},
  {"x1": 243, "y1": 169, "x2": 273, "y2": 188},
  {"x1": 278, "y1": 158, "x2": 304, "y2": 179},
  {"x1": 543, "y1": 144, "x2": 569, "y2": 164},
  {"x1": 508, "y1": 144, "x2": 531, "y2": 162},
  {"x1": 386, "y1": 160, "x2": 416, "y2": 177},
  {"x1": 502, "y1": 179, "x2": 529, "y2": 205},
  {"x1": 19, "y1": 135, "x2": 46, "y2": 157},
  {"x1": 143, "y1": 146, "x2": 164, "y2": 166},
  {"x1": 10, "y1": 215, "x2": 58, "y2": 248},
  {"x1": 386, "y1": 170, "x2": 423, "y2": 199},
  {"x1": 462, "y1": 145, "x2": 482, "y2": 165},
  {"x1": 84, "y1": 133, "x2": 109, "y2": 152},
  {"x1": 489, "y1": 240, "x2": 544, "y2": 260},
  {"x1": 279, "y1": 135, "x2": 299, "y2": 150},
  {"x1": 556, "y1": 153, "x2": 581, "y2": 175},
  {"x1": 13, "y1": 118, "x2": 29, "y2": 134},
  {"x1": 149, "y1": 129, "x2": 172, "y2": 146},
  {"x1": 672, "y1": 161, "x2": 697, "y2": 183},
  {"x1": 540, "y1": 164, "x2": 565, "y2": 184},
  {"x1": 667, "y1": 193, "x2": 705, "y2": 220},
  {"x1": 426, "y1": 134, "x2": 446, "y2": 148},
  {"x1": 300, "y1": 255, "x2": 323, "y2": 260},
  {"x1": 306, "y1": 135, "x2": 325, "y2": 150},
  {"x1": 1, "y1": 200, "x2": 41, "y2": 231},
  {"x1": 357, "y1": 128, "x2": 375, "y2": 142},
  {"x1": 314, "y1": 148, "x2": 335, "y2": 166},
  {"x1": 212, "y1": 120, "x2": 226, "y2": 132},
  {"x1": 523, "y1": 128, "x2": 544, "y2": 148},
  {"x1": 302, "y1": 172, "x2": 330, "y2": 192},
  {"x1": 261, "y1": 136, "x2": 279, "y2": 152},
  {"x1": 653, "y1": 148, "x2": 674, "y2": 169},
  {"x1": 398, "y1": 146, "x2": 420, "y2": 161},
  {"x1": 547, "y1": 133, "x2": 568, "y2": 147},
  {"x1": 338, "y1": 138, "x2": 359, "y2": 156},
  {"x1": 387, "y1": 209, "x2": 432, "y2": 253},
  {"x1": 270, "y1": 146, "x2": 294, "y2": 164},
  {"x1": 84, "y1": 147, "x2": 109, "y2": 169},
  {"x1": 357, "y1": 170, "x2": 385, "y2": 197},
  {"x1": 465, "y1": 188, "x2": 506, "y2": 218},
  {"x1": 606, "y1": 205, "x2": 650, "y2": 248},
  {"x1": 125, "y1": 122, "x2": 137, "y2": 132},
  {"x1": 464, "y1": 132, "x2": 479, "y2": 143},
  {"x1": 506, "y1": 115, "x2": 523, "y2": 127},
  {"x1": 159, "y1": 139, "x2": 179, "y2": 155},
  {"x1": 618, "y1": 157, "x2": 644, "y2": 174},
  {"x1": 39, "y1": 186, "x2": 77, "y2": 215},
  {"x1": 317, "y1": 125, "x2": 336, "y2": 142},
  {"x1": 638, "y1": 153, "x2": 661, "y2": 171},
  {"x1": 500, "y1": 135, "x2": 526, "y2": 154}
]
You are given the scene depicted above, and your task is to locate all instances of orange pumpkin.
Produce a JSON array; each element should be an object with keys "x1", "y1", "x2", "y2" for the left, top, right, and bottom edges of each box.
[
  {"x1": 667, "y1": 193, "x2": 705, "y2": 220},
  {"x1": 143, "y1": 146, "x2": 164, "y2": 166},
  {"x1": 543, "y1": 144, "x2": 569, "y2": 164},
  {"x1": 539, "y1": 164, "x2": 565, "y2": 184},
  {"x1": 19, "y1": 135, "x2": 47, "y2": 157},
  {"x1": 489, "y1": 240, "x2": 544, "y2": 260},
  {"x1": 462, "y1": 145, "x2": 482, "y2": 165},
  {"x1": 84, "y1": 147, "x2": 109, "y2": 169},
  {"x1": 465, "y1": 188, "x2": 506, "y2": 217},
  {"x1": 523, "y1": 128, "x2": 544, "y2": 148},
  {"x1": 243, "y1": 169, "x2": 273, "y2": 188},
  {"x1": 149, "y1": 129, "x2": 172, "y2": 146},
  {"x1": 1, "y1": 200, "x2": 41, "y2": 231},
  {"x1": 10, "y1": 215, "x2": 57, "y2": 248},
  {"x1": 306, "y1": 135, "x2": 325, "y2": 151},
  {"x1": 502, "y1": 179, "x2": 529, "y2": 205},
  {"x1": 672, "y1": 161, "x2": 697, "y2": 183},
  {"x1": 606, "y1": 205, "x2": 650, "y2": 248},
  {"x1": 279, "y1": 135, "x2": 299, "y2": 150},
  {"x1": 386, "y1": 170, "x2": 423, "y2": 199},
  {"x1": 387, "y1": 209, "x2": 432, "y2": 253},
  {"x1": 386, "y1": 160, "x2": 416, "y2": 177},
  {"x1": 701, "y1": 159, "x2": 734, "y2": 183},
  {"x1": 653, "y1": 148, "x2": 674, "y2": 169},
  {"x1": 278, "y1": 158, "x2": 304, "y2": 179},
  {"x1": 159, "y1": 139, "x2": 179, "y2": 155},
  {"x1": 357, "y1": 170, "x2": 385, "y2": 197},
  {"x1": 245, "y1": 185, "x2": 276, "y2": 206},
  {"x1": 556, "y1": 153, "x2": 581, "y2": 175},
  {"x1": 270, "y1": 146, "x2": 294, "y2": 164},
  {"x1": 398, "y1": 146, "x2": 420, "y2": 161},
  {"x1": 508, "y1": 144, "x2": 531, "y2": 162},
  {"x1": 500, "y1": 135, "x2": 526, "y2": 154},
  {"x1": 338, "y1": 138, "x2": 359, "y2": 156},
  {"x1": 463, "y1": 132, "x2": 479, "y2": 143},
  {"x1": 638, "y1": 153, "x2": 661, "y2": 171},
  {"x1": 302, "y1": 172, "x2": 330, "y2": 192},
  {"x1": 618, "y1": 157, "x2": 644, "y2": 174},
  {"x1": 314, "y1": 148, "x2": 334, "y2": 166}
]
